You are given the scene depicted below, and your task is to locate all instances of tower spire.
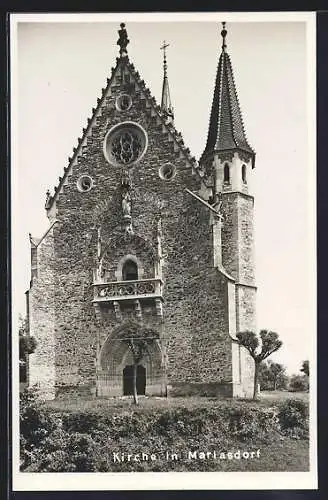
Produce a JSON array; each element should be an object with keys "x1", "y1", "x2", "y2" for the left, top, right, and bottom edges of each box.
[
  {"x1": 160, "y1": 40, "x2": 174, "y2": 124},
  {"x1": 200, "y1": 22, "x2": 255, "y2": 167}
]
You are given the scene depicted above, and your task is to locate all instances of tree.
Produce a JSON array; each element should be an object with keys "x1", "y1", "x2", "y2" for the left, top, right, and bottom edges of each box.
[
  {"x1": 118, "y1": 322, "x2": 159, "y2": 405},
  {"x1": 289, "y1": 374, "x2": 309, "y2": 392},
  {"x1": 300, "y1": 360, "x2": 309, "y2": 377},
  {"x1": 259, "y1": 360, "x2": 288, "y2": 391},
  {"x1": 236, "y1": 329, "x2": 283, "y2": 399},
  {"x1": 268, "y1": 361, "x2": 287, "y2": 391},
  {"x1": 258, "y1": 361, "x2": 271, "y2": 390}
]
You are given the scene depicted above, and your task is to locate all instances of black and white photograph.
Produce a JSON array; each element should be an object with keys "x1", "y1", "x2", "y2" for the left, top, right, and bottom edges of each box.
[{"x1": 11, "y1": 11, "x2": 316, "y2": 491}]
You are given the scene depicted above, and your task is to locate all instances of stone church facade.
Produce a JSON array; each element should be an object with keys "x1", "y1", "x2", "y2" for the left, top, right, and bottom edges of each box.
[{"x1": 26, "y1": 22, "x2": 256, "y2": 400}]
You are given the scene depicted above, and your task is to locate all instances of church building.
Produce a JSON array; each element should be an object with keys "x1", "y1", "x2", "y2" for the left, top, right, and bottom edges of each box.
[{"x1": 26, "y1": 22, "x2": 257, "y2": 399}]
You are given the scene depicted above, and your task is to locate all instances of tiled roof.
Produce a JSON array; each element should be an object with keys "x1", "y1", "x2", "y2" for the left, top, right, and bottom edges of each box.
[{"x1": 201, "y1": 48, "x2": 255, "y2": 163}]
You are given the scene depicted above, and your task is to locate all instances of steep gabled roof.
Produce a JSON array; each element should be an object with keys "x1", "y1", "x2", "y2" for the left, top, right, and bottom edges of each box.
[
  {"x1": 46, "y1": 23, "x2": 201, "y2": 216},
  {"x1": 201, "y1": 23, "x2": 255, "y2": 166}
]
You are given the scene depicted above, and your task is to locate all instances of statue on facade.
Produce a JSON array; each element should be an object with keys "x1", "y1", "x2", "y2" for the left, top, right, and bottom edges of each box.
[{"x1": 122, "y1": 189, "x2": 131, "y2": 217}]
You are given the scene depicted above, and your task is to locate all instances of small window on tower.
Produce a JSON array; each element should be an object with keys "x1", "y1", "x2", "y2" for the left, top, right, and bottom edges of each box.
[
  {"x1": 122, "y1": 259, "x2": 138, "y2": 281},
  {"x1": 242, "y1": 164, "x2": 247, "y2": 184},
  {"x1": 223, "y1": 164, "x2": 230, "y2": 184}
]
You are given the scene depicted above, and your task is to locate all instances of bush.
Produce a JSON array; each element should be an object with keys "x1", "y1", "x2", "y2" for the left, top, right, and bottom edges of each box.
[
  {"x1": 28, "y1": 428, "x2": 101, "y2": 472},
  {"x1": 289, "y1": 374, "x2": 309, "y2": 392},
  {"x1": 277, "y1": 399, "x2": 309, "y2": 438},
  {"x1": 20, "y1": 387, "x2": 59, "y2": 470},
  {"x1": 227, "y1": 407, "x2": 279, "y2": 442},
  {"x1": 20, "y1": 395, "x2": 310, "y2": 472}
]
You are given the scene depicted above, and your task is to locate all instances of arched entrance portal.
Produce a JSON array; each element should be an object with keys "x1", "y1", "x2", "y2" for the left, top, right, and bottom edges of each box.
[
  {"x1": 123, "y1": 365, "x2": 146, "y2": 395},
  {"x1": 97, "y1": 320, "x2": 166, "y2": 397}
]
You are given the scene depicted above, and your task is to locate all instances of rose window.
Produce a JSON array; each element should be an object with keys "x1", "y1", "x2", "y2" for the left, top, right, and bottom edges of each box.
[{"x1": 103, "y1": 122, "x2": 148, "y2": 167}]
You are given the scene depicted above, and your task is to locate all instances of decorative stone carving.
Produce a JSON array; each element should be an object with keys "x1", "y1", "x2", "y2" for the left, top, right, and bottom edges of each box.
[
  {"x1": 117, "y1": 23, "x2": 129, "y2": 58},
  {"x1": 98, "y1": 280, "x2": 157, "y2": 298},
  {"x1": 134, "y1": 299, "x2": 142, "y2": 319},
  {"x1": 122, "y1": 190, "x2": 131, "y2": 217},
  {"x1": 237, "y1": 150, "x2": 253, "y2": 164},
  {"x1": 113, "y1": 301, "x2": 122, "y2": 321},
  {"x1": 217, "y1": 151, "x2": 235, "y2": 163}
]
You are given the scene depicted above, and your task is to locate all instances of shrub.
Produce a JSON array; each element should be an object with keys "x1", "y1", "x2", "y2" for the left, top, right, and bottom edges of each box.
[
  {"x1": 34, "y1": 429, "x2": 100, "y2": 472},
  {"x1": 227, "y1": 407, "x2": 279, "y2": 442},
  {"x1": 289, "y1": 374, "x2": 309, "y2": 392},
  {"x1": 277, "y1": 399, "x2": 309, "y2": 438},
  {"x1": 20, "y1": 387, "x2": 59, "y2": 470}
]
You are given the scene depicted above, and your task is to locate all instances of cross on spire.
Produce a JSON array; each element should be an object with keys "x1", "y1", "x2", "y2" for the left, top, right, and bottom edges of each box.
[
  {"x1": 221, "y1": 21, "x2": 227, "y2": 52},
  {"x1": 160, "y1": 40, "x2": 170, "y2": 76}
]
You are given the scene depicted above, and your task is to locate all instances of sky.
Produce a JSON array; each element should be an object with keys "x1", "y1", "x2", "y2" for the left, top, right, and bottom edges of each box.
[{"x1": 11, "y1": 13, "x2": 316, "y2": 376}]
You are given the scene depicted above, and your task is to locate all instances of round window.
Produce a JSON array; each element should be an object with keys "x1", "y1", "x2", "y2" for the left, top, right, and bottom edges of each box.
[
  {"x1": 159, "y1": 163, "x2": 176, "y2": 181},
  {"x1": 116, "y1": 94, "x2": 132, "y2": 112},
  {"x1": 103, "y1": 122, "x2": 148, "y2": 167},
  {"x1": 77, "y1": 175, "x2": 93, "y2": 192}
]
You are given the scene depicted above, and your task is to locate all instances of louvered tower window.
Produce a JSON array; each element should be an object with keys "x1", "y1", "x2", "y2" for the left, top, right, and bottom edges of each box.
[
  {"x1": 242, "y1": 164, "x2": 247, "y2": 184},
  {"x1": 224, "y1": 164, "x2": 230, "y2": 183}
]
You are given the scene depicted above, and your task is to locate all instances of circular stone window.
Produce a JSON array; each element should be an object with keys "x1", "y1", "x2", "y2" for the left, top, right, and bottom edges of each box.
[
  {"x1": 103, "y1": 121, "x2": 148, "y2": 167},
  {"x1": 77, "y1": 175, "x2": 93, "y2": 192},
  {"x1": 116, "y1": 94, "x2": 132, "y2": 112},
  {"x1": 159, "y1": 163, "x2": 176, "y2": 181}
]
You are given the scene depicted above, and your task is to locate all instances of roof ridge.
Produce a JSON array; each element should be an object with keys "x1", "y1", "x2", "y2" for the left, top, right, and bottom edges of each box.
[
  {"x1": 46, "y1": 58, "x2": 125, "y2": 211},
  {"x1": 225, "y1": 52, "x2": 253, "y2": 152}
]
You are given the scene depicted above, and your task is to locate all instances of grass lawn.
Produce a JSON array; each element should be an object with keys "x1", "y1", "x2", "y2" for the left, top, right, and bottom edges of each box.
[
  {"x1": 260, "y1": 390, "x2": 309, "y2": 402},
  {"x1": 45, "y1": 391, "x2": 309, "y2": 414}
]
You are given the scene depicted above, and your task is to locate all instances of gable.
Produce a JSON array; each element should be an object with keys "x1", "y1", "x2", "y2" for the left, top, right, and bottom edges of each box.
[{"x1": 46, "y1": 55, "x2": 205, "y2": 224}]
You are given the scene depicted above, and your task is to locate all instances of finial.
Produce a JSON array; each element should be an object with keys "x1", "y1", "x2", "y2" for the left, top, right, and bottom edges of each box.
[
  {"x1": 221, "y1": 21, "x2": 227, "y2": 52},
  {"x1": 160, "y1": 40, "x2": 170, "y2": 78},
  {"x1": 45, "y1": 189, "x2": 51, "y2": 209},
  {"x1": 117, "y1": 22, "x2": 129, "y2": 58}
]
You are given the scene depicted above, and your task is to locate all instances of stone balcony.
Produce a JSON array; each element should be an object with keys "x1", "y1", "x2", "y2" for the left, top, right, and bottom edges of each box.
[
  {"x1": 92, "y1": 277, "x2": 163, "y2": 319},
  {"x1": 93, "y1": 277, "x2": 163, "y2": 302}
]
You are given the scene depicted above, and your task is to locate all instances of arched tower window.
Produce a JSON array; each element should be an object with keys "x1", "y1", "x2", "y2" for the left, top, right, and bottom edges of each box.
[
  {"x1": 242, "y1": 164, "x2": 247, "y2": 184},
  {"x1": 223, "y1": 163, "x2": 230, "y2": 183},
  {"x1": 122, "y1": 260, "x2": 138, "y2": 281}
]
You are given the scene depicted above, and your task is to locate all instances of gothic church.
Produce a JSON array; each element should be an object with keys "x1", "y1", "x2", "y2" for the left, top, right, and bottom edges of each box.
[{"x1": 26, "y1": 22, "x2": 256, "y2": 399}]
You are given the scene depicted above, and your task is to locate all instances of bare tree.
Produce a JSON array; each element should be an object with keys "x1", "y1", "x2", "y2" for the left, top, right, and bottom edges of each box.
[{"x1": 119, "y1": 322, "x2": 159, "y2": 405}]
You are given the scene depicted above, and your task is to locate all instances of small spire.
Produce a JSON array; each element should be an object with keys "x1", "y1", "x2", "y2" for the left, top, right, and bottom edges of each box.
[
  {"x1": 200, "y1": 21, "x2": 255, "y2": 167},
  {"x1": 160, "y1": 40, "x2": 174, "y2": 123},
  {"x1": 221, "y1": 21, "x2": 227, "y2": 52},
  {"x1": 117, "y1": 23, "x2": 129, "y2": 58},
  {"x1": 45, "y1": 189, "x2": 51, "y2": 209}
]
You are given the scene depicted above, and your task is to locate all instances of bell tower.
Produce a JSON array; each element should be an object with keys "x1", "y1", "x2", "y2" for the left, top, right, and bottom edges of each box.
[{"x1": 200, "y1": 22, "x2": 257, "y2": 334}]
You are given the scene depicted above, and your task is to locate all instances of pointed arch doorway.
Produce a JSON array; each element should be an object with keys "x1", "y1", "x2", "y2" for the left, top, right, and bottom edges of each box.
[{"x1": 123, "y1": 365, "x2": 146, "y2": 395}]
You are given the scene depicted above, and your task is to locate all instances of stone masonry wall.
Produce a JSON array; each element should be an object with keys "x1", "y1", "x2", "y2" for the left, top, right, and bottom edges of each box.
[
  {"x1": 30, "y1": 59, "x2": 236, "y2": 396},
  {"x1": 28, "y1": 226, "x2": 56, "y2": 399}
]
